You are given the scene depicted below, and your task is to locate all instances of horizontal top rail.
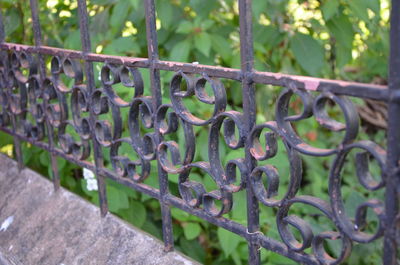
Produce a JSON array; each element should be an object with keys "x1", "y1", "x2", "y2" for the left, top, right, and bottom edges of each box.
[
  {"x1": 0, "y1": 42, "x2": 389, "y2": 101},
  {"x1": 0, "y1": 0, "x2": 398, "y2": 264}
]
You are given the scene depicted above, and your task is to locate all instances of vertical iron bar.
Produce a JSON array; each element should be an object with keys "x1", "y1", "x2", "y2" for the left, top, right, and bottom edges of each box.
[
  {"x1": 0, "y1": 11, "x2": 5, "y2": 43},
  {"x1": 77, "y1": 0, "x2": 108, "y2": 217},
  {"x1": 238, "y1": 0, "x2": 260, "y2": 264},
  {"x1": 29, "y1": 0, "x2": 60, "y2": 189},
  {"x1": 0, "y1": 10, "x2": 23, "y2": 170},
  {"x1": 1, "y1": 7, "x2": 24, "y2": 171},
  {"x1": 144, "y1": 0, "x2": 174, "y2": 251},
  {"x1": 384, "y1": 0, "x2": 400, "y2": 264}
]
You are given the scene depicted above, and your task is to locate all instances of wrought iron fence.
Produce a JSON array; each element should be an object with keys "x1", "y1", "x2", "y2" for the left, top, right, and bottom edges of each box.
[{"x1": 0, "y1": 0, "x2": 399, "y2": 264}]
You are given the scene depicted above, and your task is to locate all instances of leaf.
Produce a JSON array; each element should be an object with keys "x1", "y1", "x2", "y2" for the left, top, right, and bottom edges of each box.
[
  {"x1": 21, "y1": 144, "x2": 32, "y2": 163},
  {"x1": 231, "y1": 192, "x2": 247, "y2": 224},
  {"x1": 171, "y1": 208, "x2": 190, "y2": 221},
  {"x1": 211, "y1": 34, "x2": 232, "y2": 61},
  {"x1": 170, "y1": 39, "x2": 191, "y2": 62},
  {"x1": 64, "y1": 174, "x2": 76, "y2": 189},
  {"x1": 268, "y1": 252, "x2": 297, "y2": 264},
  {"x1": 91, "y1": 0, "x2": 117, "y2": 4},
  {"x1": 103, "y1": 37, "x2": 141, "y2": 55},
  {"x1": 81, "y1": 179, "x2": 96, "y2": 196},
  {"x1": 141, "y1": 218, "x2": 162, "y2": 240},
  {"x1": 194, "y1": 31, "x2": 212, "y2": 56},
  {"x1": 171, "y1": 208, "x2": 189, "y2": 222},
  {"x1": 56, "y1": 157, "x2": 66, "y2": 170},
  {"x1": 179, "y1": 237, "x2": 206, "y2": 263},
  {"x1": 64, "y1": 30, "x2": 81, "y2": 50},
  {"x1": 231, "y1": 250, "x2": 243, "y2": 265},
  {"x1": 346, "y1": 0, "x2": 369, "y2": 22},
  {"x1": 344, "y1": 191, "x2": 365, "y2": 217},
  {"x1": 321, "y1": 0, "x2": 340, "y2": 21},
  {"x1": 252, "y1": 0, "x2": 268, "y2": 19},
  {"x1": 4, "y1": 8, "x2": 20, "y2": 36},
  {"x1": 39, "y1": 151, "x2": 50, "y2": 166},
  {"x1": 190, "y1": 0, "x2": 216, "y2": 18},
  {"x1": 91, "y1": 8, "x2": 110, "y2": 36},
  {"x1": 290, "y1": 33, "x2": 325, "y2": 76},
  {"x1": 183, "y1": 222, "x2": 201, "y2": 240},
  {"x1": 157, "y1": 0, "x2": 174, "y2": 29},
  {"x1": 201, "y1": 20, "x2": 215, "y2": 31},
  {"x1": 335, "y1": 42, "x2": 353, "y2": 68},
  {"x1": 217, "y1": 227, "x2": 241, "y2": 257},
  {"x1": 110, "y1": 1, "x2": 131, "y2": 32},
  {"x1": 327, "y1": 13, "x2": 354, "y2": 48},
  {"x1": 127, "y1": 201, "x2": 147, "y2": 227},
  {"x1": 366, "y1": 0, "x2": 380, "y2": 14},
  {"x1": 197, "y1": 129, "x2": 209, "y2": 162},
  {"x1": 326, "y1": 14, "x2": 354, "y2": 67},
  {"x1": 107, "y1": 185, "x2": 130, "y2": 212},
  {"x1": 176, "y1": 21, "x2": 193, "y2": 34},
  {"x1": 129, "y1": 0, "x2": 140, "y2": 9}
]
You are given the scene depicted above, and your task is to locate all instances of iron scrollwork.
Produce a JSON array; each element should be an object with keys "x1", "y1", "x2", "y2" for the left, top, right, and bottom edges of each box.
[{"x1": 0, "y1": 0, "x2": 397, "y2": 262}]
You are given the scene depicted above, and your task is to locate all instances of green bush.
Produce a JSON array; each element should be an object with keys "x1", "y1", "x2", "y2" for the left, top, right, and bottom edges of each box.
[{"x1": 0, "y1": 0, "x2": 390, "y2": 264}]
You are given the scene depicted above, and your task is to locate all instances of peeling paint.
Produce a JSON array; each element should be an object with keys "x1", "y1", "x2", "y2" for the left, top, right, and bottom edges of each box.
[
  {"x1": 0, "y1": 216, "x2": 14, "y2": 232},
  {"x1": 174, "y1": 255, "x2": 194, "y2": 265}
]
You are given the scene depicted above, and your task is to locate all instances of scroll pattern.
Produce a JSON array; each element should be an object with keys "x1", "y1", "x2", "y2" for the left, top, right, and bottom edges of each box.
[{"x1": 0, "y1": 50, "x2": 388, "y2": 265}]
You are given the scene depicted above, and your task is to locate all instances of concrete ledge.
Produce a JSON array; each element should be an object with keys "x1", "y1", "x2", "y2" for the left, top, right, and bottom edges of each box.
[{"x1": 0, "y1": 154, "x2": 198, "y2": 265}]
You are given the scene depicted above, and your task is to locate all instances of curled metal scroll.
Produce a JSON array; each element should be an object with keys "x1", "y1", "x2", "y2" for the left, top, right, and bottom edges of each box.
[
  {"x1": 329, "y1": 140, "x2": 386, "y2": 243},
  {"x1": 170, "y1": 72, "x2": 227, "y2": 125},
  {"x1": 275, "y1": 84, "x2": 360, "y2": 156},
  {"x1": 95, "y1": 62, "x2": 154, "y2": 182},
  {"x1": 248, "y1": 121, "x2": 302, "y2": 207},
  {"x1": 0, "y1": 44, "x2": 391, "y2": 265},
  {"x1": 277, "y1": 196, "x2": 352, "y2": 265}
]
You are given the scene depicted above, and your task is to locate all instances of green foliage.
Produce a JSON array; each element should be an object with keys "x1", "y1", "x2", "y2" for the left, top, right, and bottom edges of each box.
[
  {"x1": 0, "y1": 0, "x2": 390, "y2": 264},
  {"x1": 217, "y1": 228, "x2": 241, "y2": 258},
  {"x1": 290, "y1": 32, "x2": 325, "y2": 75}
]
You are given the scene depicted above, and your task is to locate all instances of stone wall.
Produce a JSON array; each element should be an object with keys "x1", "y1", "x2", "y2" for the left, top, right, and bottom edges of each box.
[{"x1": 0, "y1": 154, "x2": 198, "y2": 265}]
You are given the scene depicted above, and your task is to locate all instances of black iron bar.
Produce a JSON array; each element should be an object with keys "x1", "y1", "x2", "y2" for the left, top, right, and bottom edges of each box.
[
  {"x1": 384, "y1": 0, "x2": 400, "y2": 264},
  {"x1": 0, "y1": 124, "x2": 319, "y2": 264},
  {"x1": 144, "y1": 0, "x2": 174, "y2": 251},
  {"x1": 77, "y1": 0, "x2": 108, "y2": 217},
  {"x1": 0, "y1": 11, "x2": 24, "y2": 171},
  {"x1": 29, "y1": 0, "x2": 61, "y2": 189},
  {"x1": 238, "y1": 0, "x2": 260, "y2": 263},
  {"x1": 0, "y1": 1, "x2": 397, "y2": 264},
  {"x1": 0, "y1": 43, "x2": 389, "y2": 101},
  {"x1": 0, "y1": 11, "x2": 4, "y2": 43}
]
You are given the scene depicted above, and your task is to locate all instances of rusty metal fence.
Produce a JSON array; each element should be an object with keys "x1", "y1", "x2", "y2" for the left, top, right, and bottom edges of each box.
[{"x1": 0, "y1": 0, "x2": 399, "y2": 264}]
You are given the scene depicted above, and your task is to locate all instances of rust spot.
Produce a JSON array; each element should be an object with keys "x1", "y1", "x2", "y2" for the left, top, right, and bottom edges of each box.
[
  {"x1": 296, "y1": 142, "x2": 331, "y2": 153},
  {"x1": 375, "y1": 146, "x2": 386, "y2": 156},
  {"x1": 304, "y1": 131, "x2": 317, "y2": 142},
  {"x1": 290, "y1": 76, "x2": 320, "y2": 91},
  {"x1": 374, "y1": 207, "x2": 383, "y2": 215}
]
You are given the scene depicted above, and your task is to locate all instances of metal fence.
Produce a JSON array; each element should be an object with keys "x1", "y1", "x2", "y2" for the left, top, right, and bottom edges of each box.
[{"x1": 0, "y1": 0, "x2": 399, "y2": 264}]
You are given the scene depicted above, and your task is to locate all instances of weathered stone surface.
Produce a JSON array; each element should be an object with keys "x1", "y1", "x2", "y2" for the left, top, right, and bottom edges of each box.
[{"x1": 0, "y1": 154, "x2": 199, "y2": 265}]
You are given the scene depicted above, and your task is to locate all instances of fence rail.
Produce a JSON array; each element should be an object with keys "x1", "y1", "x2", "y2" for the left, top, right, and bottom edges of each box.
[{"x1": 0, "y1": 0, "x2": 399, "y2": 264}]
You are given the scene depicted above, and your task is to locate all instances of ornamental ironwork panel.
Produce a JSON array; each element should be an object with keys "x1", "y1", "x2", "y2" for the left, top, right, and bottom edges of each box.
[{"x1": 0, "y1": 1, "x2": 399, "y2": 264}]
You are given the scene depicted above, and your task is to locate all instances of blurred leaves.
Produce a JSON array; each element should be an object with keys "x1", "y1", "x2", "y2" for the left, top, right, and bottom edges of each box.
[
  {"x1": 290, "y1": 32, "x2": 325, "y2": 75},
  {"x1": 0, "y1": 0, "x2": 390, "y2": 264},
  {"x1": 217, "y1": 227, "x2": 241, "y2": 258}
]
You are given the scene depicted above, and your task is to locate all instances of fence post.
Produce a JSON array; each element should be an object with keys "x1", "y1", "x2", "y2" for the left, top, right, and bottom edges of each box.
[
  {"x1": 238, "y1": 0, "x2": 260, "y2": 264},
  {"x1": 384, "y1": 0, "x2": 400, "y2": 264},
  {"x1": 77, "y1": 0, "x2": 109, "y2": 217},
  {"x1": 144, "y1": 0, "x2": 174, "y2": 251},
  {"x1": 0, "y1": 7, "x2": 24, "y2": 172},
  {"x1": 29, "y1": 0, "x2": 61, "y2": 189}
]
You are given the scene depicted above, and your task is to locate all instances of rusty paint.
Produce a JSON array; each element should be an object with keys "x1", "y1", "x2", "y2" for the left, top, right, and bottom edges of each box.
[{"x1": 0, "y1": 1, "x2": 396, "y2": 264}]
